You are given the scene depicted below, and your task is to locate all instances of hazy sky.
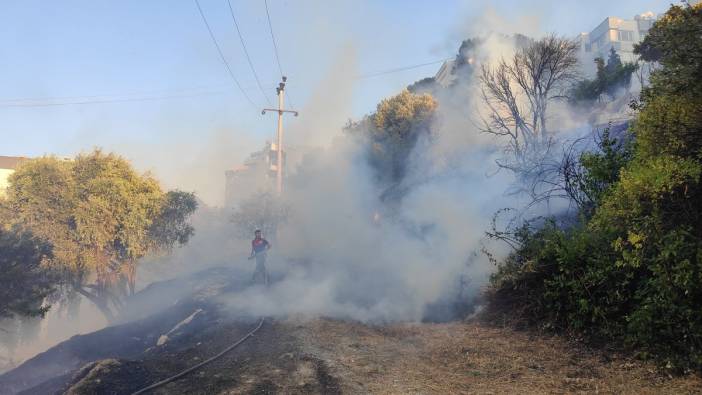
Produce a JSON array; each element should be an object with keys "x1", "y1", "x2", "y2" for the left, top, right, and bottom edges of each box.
[{"x1": 0, "y1": 0, "x2": 671, "y2": 203}]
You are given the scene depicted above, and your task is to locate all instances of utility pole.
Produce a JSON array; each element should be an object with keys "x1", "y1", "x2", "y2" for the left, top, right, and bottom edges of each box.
[{"x1": 262, "y1": 76, "x2": 298, "y2": 195}]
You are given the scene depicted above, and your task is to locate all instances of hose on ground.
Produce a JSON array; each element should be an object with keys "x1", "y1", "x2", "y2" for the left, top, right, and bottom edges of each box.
[{"x1": 131, "y1": 317, "x2": 265, "y2": 395}]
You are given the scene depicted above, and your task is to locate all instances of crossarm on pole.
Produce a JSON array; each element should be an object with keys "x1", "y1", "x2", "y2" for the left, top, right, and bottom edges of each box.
[{"x1": 262, "y1": 109, "x2": 298, "y2": 116}]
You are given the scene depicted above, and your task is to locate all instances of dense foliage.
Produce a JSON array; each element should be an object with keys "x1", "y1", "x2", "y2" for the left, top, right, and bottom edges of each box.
[
  {"x1": 2, "y1": 150, "x2": 197, "y2": 321},
  {"x1": 346, "y1": 89, "x2": 436, "y2": 188},
  {"x1": 570, "y1": 48, "x2": 638, "y2": 104},
  {"x1": 0, "y1": 228, "x2": 55, "y2": 320},
  {"x1": 488, "y1": 4, "x2": 702, "y2": 371}
]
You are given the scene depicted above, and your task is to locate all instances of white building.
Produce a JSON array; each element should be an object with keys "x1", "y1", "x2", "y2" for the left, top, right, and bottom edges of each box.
[
  {"x1": 0, "y1": 156, "x2": 25, "y2": 198},
  {"x1": 224, "y1": 142, "x2": 277, "y2": 207},
  {"x1": 578, "y1": 12, "x2": 657, "y2": 74},
  {"x1": 224, "y1": 141, "x2": 304, "y2": 207},
  {"x1": 434, "y1": 59, "x2": 457, "y2": 87}
]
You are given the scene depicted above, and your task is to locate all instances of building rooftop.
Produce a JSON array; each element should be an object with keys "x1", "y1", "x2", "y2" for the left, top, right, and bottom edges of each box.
[{"x1": 0, "y1": 156, "x2": 26, "y2": 170}]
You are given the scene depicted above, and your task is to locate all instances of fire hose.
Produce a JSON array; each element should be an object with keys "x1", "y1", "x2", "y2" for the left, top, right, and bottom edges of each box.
[{"x1": 131, "y1": 317, "x2": 265, "y2": 395}]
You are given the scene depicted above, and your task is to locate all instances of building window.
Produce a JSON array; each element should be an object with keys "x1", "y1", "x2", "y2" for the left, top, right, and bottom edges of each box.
[{"x1": 618, "y1": 30, "x2": 634, "y2": 41}]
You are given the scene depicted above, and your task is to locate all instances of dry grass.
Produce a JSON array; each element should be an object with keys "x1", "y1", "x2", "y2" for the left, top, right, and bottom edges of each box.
[
  {"x1": 291, "y1": 318, "x2": 702, "y2": 394},
  {"x1": 56, "y1": 316, "x2": 702, "y2": 394}
]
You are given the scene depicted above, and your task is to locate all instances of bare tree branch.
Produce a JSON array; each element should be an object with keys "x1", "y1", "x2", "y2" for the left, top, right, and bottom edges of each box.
[{"x1": 479, "y1": 34, "x2": 580, "y2": 194}]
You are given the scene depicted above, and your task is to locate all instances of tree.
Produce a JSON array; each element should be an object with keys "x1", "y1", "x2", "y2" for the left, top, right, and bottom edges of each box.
[
  {"x1": 635, "y1": 3, "x2": 702, "y2": 98},
  {"x1": 5, "y1": 150, "x2": 197, "y2": 321},
  {"x1": 231, "y1": 192, "x2": 287, "y2": 240},
  {"x1": 0, "y1": 227, "x2": 55, "y2": 321},
  {"x1": 604, "y1": 48, "x2": 637, "y2": 98},
  {"x1": 488, "y1": 3, "x2": 702, "y2": 371},
  {"x1": 525, "y1": 126, "x2": 633, "y2": 217},
  {"x1": 147, "y1": 191, "x2": 198, "y2": 250},
  {"x1": 480, "y1": 34, "x2": 579, "y2": 177},
  {"x1": 347, "y1": 90, "x2": 437, "y2": 187},
  {"x1": 0, "y1": 226, "x2": 55, "y2": 368},
  {"x1": 407, "y1": 77, "x2": 436, "y2": 94},
  {"x1": 571, "y1": 48, "x2": 638, "y2": 105}
]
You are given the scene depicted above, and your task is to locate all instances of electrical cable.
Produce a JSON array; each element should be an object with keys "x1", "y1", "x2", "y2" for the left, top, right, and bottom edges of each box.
[
  {"x1": 0, "y1": 90, "x2": 228, "y2": 108},
  {"x1": 357, "y1": 58, "x2": 452, "y2": 79},
  {"x1": 0, "y1": 84, "x2": 223, "y2": 105},
  {"x1": 194, "y1": 0, "x2": 258, "y2": 109},
  {"x1": 262, "y1": 0, "x2": 297, "y2": 110},
  {"x1": 263, "y1": 0, "x2": 284, "y2": 78},
  {"x1": 1, "y1": 58, "x2": 453, "y2": 109},
  {"x1": 226, "y1": 0, "x2": 272, "y2": 105}
]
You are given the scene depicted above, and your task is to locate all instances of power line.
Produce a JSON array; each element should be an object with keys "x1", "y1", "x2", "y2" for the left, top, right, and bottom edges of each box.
[
  {"x1": 0, "y1": 89, "x2": 228, "y2": 108},
  {"x1": 0, "y1": 58, "x2": 452, "y2": 109},
  {"x1": 0, "y1": 84, "x2": 226, "y2": 105},
  {"x1": 263, "y1": 0, "x2": 284, "y2": 78},
  {"x1": 263, "y1": 0, "x2": 297, "y2": 110},
  {"x1": 226, "y1": 0, "x2": 272, "y2": 106},
  {"x1": 194, "y1": 0, "x2": 257, "y2": 109},
  {"x1": 357, "y1": 58, "x2": 451, "y2": 79}
]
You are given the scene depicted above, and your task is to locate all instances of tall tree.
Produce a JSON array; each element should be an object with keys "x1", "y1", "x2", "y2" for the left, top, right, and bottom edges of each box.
[
  {"x1": 5, "y1": 150, "x2": 197, "y2": 321},
  {"x1": 635, "y1": 3, "x2": 702, "y2": 98},
  {"x1": 570, "y1": 49, "x2": 637, "y2": 105},
  {"x1": 480, "y1": 34, "x2": 579, "y2": 176},
  {"x1": 347, "y1": 89, "x2": 437, "y2": 187},
  {"x1": 0, "y1": 227, "x2": 55, "y2": 321}
]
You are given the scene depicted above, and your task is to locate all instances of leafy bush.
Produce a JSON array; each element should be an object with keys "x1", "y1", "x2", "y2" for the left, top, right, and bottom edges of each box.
[
  {"x1": 488, "y1": 222, "x2": 624, "y2": 335},
  {"x1": 488, "y1": 4, "x2": 702, "y2": 371}
]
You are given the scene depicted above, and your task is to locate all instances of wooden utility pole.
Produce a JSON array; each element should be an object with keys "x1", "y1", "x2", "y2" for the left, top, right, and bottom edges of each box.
[{"x1": 262, "y1": 76, "x2": 298, "y2": 195}]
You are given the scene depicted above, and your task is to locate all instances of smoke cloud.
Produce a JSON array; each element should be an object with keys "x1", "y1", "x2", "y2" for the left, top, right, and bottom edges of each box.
[
  {"x1": 217, "y1": 40, "x2": 520, "y2": 323},
  {"x1": 4, "y1": 21, "x2": 630, "y2": 373}
]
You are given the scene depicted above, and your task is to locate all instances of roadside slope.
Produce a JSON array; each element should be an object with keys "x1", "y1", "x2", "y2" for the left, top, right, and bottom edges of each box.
[{"x1": 58, "y1": 318, "x2": 702, "y2": 394}]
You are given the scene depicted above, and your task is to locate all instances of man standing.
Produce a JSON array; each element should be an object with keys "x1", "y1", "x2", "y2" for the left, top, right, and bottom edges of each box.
[{"x1": 250, "y1": 229, "x2": 271, "y2": 285}]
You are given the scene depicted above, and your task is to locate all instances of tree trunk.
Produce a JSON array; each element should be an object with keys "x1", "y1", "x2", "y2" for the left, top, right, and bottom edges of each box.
[
  {"x1": 75, "y1": 287, "x2": 114, "y2": 323},
  {"x1": 124, "y1": 262, "x2": 137, "y2": 296}
]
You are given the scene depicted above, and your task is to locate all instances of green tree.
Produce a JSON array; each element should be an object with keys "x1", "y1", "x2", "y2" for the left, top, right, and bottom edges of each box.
[
  {"x1": 604, "y1": 47, "x2": 637, "y2": 98},
  {"x1": 129, "y1": 190, "x2": 198, "y2": 295},
  {"x1": 231, "y1": 192, "x2": 287, "y2": 240},
  {"x1": 406, "y1": 77, "x2": 436, "y2": 94},
  {"x1": 635, "y1": 3, "x2": 702, "y2": 98},
  {"x1": 571, "y1": 57, "x2": 606, "y2": 104},
  {"x1": 489, "y1": 3, "x2": 702, "y2": 370},
  {"x1": 587, "y1": 3, "x2": 702, "y2": 368},
  {"x1": 347, "y1": 89, "x2": 436, "y2": 186},
  {"x1": 570, "y1": 48, "x2": 637, "y2": 105},
  {"x1": 5, "y1": 150, "x2": 197, "y2": 321},
  {"x1": 0, "y1": 227, "x2": 55, "y2": 321}
]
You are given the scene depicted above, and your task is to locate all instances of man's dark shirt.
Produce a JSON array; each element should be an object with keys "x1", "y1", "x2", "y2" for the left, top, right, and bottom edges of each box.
[{"x1": 252, "y1": 238, "x2": 270, "y2": 254}]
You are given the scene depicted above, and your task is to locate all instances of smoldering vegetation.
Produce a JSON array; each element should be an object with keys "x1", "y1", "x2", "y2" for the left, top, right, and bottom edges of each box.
[
  {"x1": 0, "y1": 25, "x2": 639, "y2": 382},
  {"x1": 215, "y1": 32, "x2": 632, "y2": 324}
]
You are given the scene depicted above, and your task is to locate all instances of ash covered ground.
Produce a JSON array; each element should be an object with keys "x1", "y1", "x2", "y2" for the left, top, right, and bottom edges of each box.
[{"x1": 2, "y1": 266, "x2": 699, "y2": 395}]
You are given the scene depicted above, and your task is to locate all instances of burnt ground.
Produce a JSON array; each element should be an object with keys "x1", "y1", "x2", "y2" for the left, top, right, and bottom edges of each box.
[
  {"x1": 2, "y1": 266, "x2": 701, "y2": 394},
  {"x1": 30, "y1": 318, "x2": 702, "y2": 395}
]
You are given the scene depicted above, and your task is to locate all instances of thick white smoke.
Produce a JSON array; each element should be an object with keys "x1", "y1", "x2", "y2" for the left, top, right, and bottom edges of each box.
[{"x1": 218, "y1": 42, "x2": 519, "y2": 322}]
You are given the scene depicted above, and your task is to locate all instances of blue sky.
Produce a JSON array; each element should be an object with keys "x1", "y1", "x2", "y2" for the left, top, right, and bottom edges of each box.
[{"x1": 0, "y1": 0, "x2": 671, "y2": 204}]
